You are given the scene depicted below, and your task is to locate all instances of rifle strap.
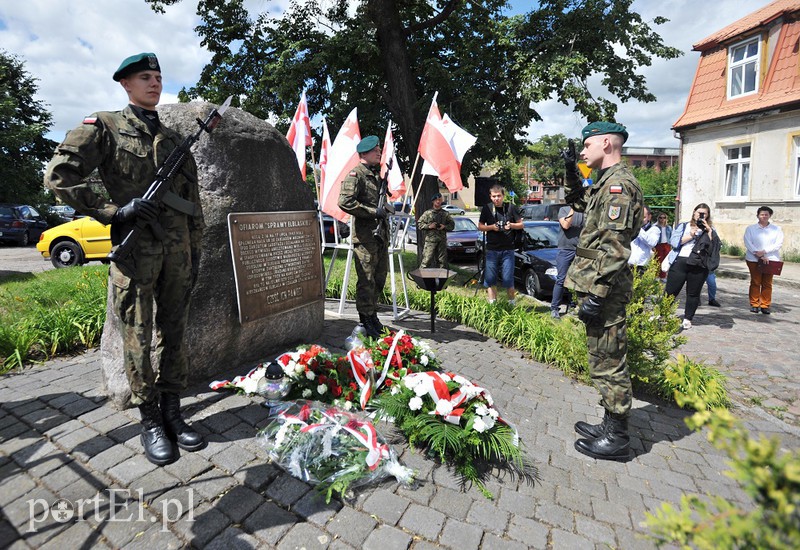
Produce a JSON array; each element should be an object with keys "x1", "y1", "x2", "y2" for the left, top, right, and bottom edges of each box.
[{"x1": 163, "y1": 191, "x2": 201, "y2": 217}]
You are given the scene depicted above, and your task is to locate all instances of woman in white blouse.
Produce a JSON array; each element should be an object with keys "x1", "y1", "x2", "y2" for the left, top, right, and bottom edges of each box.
[{"x1": 743, "y1": 206, "x2": 784, "y2": 314}]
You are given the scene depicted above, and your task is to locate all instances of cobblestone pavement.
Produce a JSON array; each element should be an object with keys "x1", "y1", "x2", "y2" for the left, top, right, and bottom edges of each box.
[{"x1": 2, "y1": 285, "x2": 799, "y2": 549}]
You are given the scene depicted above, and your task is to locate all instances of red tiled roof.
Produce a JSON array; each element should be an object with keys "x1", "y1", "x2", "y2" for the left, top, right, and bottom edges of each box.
[
  {"x1": 693, "y1": 0, "x2": 800, "y2": 50},
  {"x1": 673, "y1": 1, "x2": 800, "y2": 130}
]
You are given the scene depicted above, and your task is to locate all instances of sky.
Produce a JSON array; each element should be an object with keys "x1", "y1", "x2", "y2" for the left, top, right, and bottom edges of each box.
[{"x1": 1, "y1": 0, "x2": 763, "y2": 148}]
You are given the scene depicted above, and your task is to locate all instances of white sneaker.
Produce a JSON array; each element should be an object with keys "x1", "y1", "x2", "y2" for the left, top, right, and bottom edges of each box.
[{"x1": 681, "y1": 319, "x2": 692, "y2": 330}]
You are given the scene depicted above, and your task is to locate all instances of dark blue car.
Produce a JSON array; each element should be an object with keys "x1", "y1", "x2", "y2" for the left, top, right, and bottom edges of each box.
[
  {"x1": 513, "y1": 221, "x2": 560, "y2": 298},
  {"x1": 0, "y1": 204, "x2": 49, "y2": 246}
]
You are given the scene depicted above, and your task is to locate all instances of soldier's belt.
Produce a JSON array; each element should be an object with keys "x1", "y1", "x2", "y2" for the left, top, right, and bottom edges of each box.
[
  {"x1": 163, "y1": 191, "x2": 201, "y2": 217},
  {"x1": 576, "y1": 247, "x2": 601, "y2": 260}
]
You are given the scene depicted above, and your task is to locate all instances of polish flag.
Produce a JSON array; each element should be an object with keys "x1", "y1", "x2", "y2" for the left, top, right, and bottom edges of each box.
[
  {"x1": 318, "y1": 119, "x2": 332, "y2": 195},
  {"x1": 381, "y1": 125, "x2": 405, "y2": 200},
  {"x1": 285, "y1": 91, "x2": 313, "y2": 180},
  {"x1": 418, "y1": 96, "x2": 476, "y2": 193},
  {"x1": 320, "y1": 108, "x2": 361, "y2": 222}
]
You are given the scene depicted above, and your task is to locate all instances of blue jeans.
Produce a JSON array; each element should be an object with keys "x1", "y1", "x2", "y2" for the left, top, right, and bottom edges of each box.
[
  {"x1": 551, "y1": 248, "x2": 575, "y2": 311},
  {"x1": 707, "y1": 272, "x2": 716, "y2": 301},
  {"x1": 484, "y1": 249, "x2": 515, "y2": 289}
]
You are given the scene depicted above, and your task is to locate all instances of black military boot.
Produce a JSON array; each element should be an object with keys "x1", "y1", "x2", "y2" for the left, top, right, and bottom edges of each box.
[
  {"x1": 160, "y1": 393, "x2": 205, "y2": 451},
  {"x1": 359, "y1": 312, "x2": 381, "y2": 338},
  {"x1": 370, "y1": 313, "x2": 385, "y2": 334},
  {"x1": 574, "y1": 412, "x2": 631, "y2": 461},
  {"x1": 138, "y1": 399, "x2": 176, "y2": 465},
  {"x1": 574, "y1": 409, "x2": 610, "y2": 439}
]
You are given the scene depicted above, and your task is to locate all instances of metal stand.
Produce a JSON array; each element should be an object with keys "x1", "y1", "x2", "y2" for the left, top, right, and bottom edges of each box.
[
  {"x1": 388, "y1": 214, "x2": 412, "y2": 321},
  {"x1": 323, "y1": 217, "x2": 354, "y2": 317}
]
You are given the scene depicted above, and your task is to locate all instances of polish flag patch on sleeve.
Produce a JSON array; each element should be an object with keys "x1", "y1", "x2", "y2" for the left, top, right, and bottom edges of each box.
[
  {"x1": 82, "y1": 116, "x2": 98, "y2": 125},
  {"x1": 609, "y1": 184, "x2": 623, "y2": 194}
]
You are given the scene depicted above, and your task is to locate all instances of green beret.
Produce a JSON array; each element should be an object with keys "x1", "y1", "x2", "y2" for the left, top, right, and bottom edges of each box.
[
  {"x1": 581, "y1": 121, "x2": 628, "y2": 144},
  {"x1": 431, "y1": 192, "x2": 442, "y2": 201},
  {"x1": 113, "y1": 53, "x2": 161, "y2": 82},
  {"x1": 356, "y1": 135, "x2": 380, "y2": 153}
]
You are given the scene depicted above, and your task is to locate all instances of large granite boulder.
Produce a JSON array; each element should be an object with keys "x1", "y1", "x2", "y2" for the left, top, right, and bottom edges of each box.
[{"x1": 101, "y1": 101, "x2": 323, "y2": 408}]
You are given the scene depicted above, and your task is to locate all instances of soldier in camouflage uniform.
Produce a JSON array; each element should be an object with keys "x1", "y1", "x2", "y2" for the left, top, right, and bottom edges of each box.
[
  {"x1": 43, "y1": 53, "x2": 205, "y2": 466},
  {"x1": 418, "y1": 192, "x2": 455, "y2": 268},
  {"x1": 563, "y1": 122, "x2": 643, "y2": 461},
  {"x1": 338, "y1": 135, "x2": 394, "y2": 338}
]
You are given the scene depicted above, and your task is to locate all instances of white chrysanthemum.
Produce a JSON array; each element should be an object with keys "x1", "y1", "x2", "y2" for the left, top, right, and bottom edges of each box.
[
  {"x1": 435, "y1": 400, "x2": 454, "y2": 416},
  {"x1": 473, "y1": 416, "x2": 487, "y2": 433},
  {"x1": 294, "y1": 363, "x2": 305, "y2": 375},
  {"x1": 414, "y1": 383, "x2": 429, "y2": 397},
  {"x1": 475, "y1": 404, "x2": 489, "y2": 417},
  {"x1": 274, "y1": 423, "x2": 290, "y2": 448},
  {"x1": 463, "y1": 385, "x2": 482, "y2": 399},
  {"x1": 481, "y1": 416, "x2": 496, "y2": 431},
  {"x1": 302, "y1": 389, "x2": 312, "y2": 398},
  {"x1": 488, "y1": 407, "x2": 499, "y2": 419},
  {"x1": 239, "y1": 373, "x2": 262, "y2": 394},
  {"x1": 343, "y1": 400, "x2": 353, "y2": 411},
  {"x1": 484, "y1": 394, "x2": 494, "y2": 406},
  {"x1": 452, "y1": 374, "x2": 469, "y2": 386},
  {"x1": 420, "y1": 355, "x2": 429, "y2": 366},
  {"x1": 305, "y1": 370, "x2": 316, "y2": 380},
  {"x1": 409, "y1": 396, "x2": 423, "y2": 411},
  {"x1": 404, "y1": 376, "x2": 419, "y2": 390},
  {"x1": 317, "y1": 384, "x2": 327, "y2": 395},
  {"x1": 390, "y1": 385, "x2": 401, "y2": 395}
]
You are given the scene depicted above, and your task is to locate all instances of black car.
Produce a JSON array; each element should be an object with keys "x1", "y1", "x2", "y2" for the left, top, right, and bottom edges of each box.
[
  {"x1": 513, "y1": 221, "x2": 561, "y2": 298},
  {"x1": 405, "y1": 216, "x2": 481, "y2": 260},
  {"x1": 0, "y1": 204, "x2": 49, "y2": 246},
  {"x1": 519, "y1": 203, "x2": 566, "y2": 221}
]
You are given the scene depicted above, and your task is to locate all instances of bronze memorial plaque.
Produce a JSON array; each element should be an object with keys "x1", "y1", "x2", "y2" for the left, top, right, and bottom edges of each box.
[{"x1": 228, "y1": 211, "x2": 323, "y2": 323}]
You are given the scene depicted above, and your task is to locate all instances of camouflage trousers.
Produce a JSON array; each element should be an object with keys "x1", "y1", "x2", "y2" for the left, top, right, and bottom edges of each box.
[
  {"x1": 585, "y1": 320, "x2": 632, "y2": 416},
  {"x1": 353, "y1": 241, "x2": 389, "y2": 316},
  {"x1": 421, "y1": 238, "x2": 447, "y2": 269},
  {"x1": 110, "y1": 245, "x2": 193, "y2": 406}
]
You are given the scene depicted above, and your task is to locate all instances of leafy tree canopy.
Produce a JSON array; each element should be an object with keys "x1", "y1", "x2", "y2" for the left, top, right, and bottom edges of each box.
[
  {"x1": 145, "y1": 0, "x2": 681, "y2": 179},
  {"x1": 0, "y1": 51, "x2": 57, "y2": 204}
]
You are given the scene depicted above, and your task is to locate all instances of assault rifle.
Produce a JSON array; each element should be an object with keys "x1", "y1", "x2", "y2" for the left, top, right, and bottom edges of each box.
[
  {"x1": 107, "y1": 96, "x2": 232, "y2": 278},
  {"x1": 372, "y1": 158, "x2": 393, "y2": 242}
]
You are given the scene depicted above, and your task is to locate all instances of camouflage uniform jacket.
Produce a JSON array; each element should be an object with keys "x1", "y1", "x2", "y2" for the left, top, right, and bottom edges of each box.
[
  {"x1": 565, "y1": 162, "x2": 643, "y2": 300},
  {"x1": 338, "y1": 162, "x2": 389, "y2": 244},
  {"x1": 417, "y1": 208, "x2": 455, "y2": 243},
  {"x1": 43, "y1": 106, "x2": 205, "y2": 255}
]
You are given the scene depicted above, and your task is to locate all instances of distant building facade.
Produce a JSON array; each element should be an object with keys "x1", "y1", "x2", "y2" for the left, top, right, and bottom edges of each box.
[{"x1": 622, "y1": 147, "x2": 680, "y2": 171}]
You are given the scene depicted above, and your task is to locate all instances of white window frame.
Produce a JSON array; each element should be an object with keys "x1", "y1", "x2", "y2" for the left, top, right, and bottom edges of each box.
[
  {"x1": 723, "y1": 144, "x2": 751, "y2": 198},
  {"x1": 728, "y1": 37, "x2": 760, "y2": 99},
  {"x1": 794, "y1": 136, "x2": 800, "y2": 197}
]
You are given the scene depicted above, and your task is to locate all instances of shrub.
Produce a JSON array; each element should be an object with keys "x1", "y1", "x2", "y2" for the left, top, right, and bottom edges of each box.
[{"x1": 646, "y1": 392, "x2": 800, "y2": 548}]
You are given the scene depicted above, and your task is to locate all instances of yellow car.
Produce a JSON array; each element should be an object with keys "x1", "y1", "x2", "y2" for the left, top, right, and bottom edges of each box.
[{"x1": 36, "y1": 217, "x2": 112, "y2": 268}]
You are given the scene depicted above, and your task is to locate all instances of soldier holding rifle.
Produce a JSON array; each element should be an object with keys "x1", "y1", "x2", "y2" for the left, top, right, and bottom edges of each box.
[
  {"x1": 418, "y1": 192, "x2": 455, "y2": 269},
  {"x1": 44, "y1": 53, "x2": 206, "y2": 465},
  {"x1": 338, "y1": 135, "x2": 394, "y2": 338}
]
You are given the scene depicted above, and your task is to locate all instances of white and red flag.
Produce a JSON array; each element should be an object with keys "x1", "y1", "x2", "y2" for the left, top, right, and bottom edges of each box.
[
  {"x1": 418, "y1": 95, "x2": 477, "y2": 193},
  {"x1": 320, "y1": 108, "x2": 361, "y2": 222},
  {"x1": 381, "y1": 125, "x2": 405, "y2": 200},
  {"x1": 318, "y1": 119, "x2": 332, "y2": 195},
  {"x1": 285, "y1": 90, "x2": 313, "y2": 180}
]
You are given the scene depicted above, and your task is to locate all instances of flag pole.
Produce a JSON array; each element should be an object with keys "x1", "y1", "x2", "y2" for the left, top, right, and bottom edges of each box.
[{"x1": 408, "y1": 91, "x2": 439, "y2": 214}]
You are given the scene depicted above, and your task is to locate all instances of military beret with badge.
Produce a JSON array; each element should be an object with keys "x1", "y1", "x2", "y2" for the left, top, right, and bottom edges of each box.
[
  {"x1": 356, "y1": 135, "x2": 380, "y2": 153},
  {"x1": 113, "y1": 52, "x2": 161, "y2": 82},
  {"x1": 581, "y1": 121, "x2": 628, "y2": 144}
]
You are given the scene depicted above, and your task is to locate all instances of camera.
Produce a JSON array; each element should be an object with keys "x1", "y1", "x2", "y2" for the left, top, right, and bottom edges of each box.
[{"x1": 496, "y1": 220, "x2": 507, "y2": 231}]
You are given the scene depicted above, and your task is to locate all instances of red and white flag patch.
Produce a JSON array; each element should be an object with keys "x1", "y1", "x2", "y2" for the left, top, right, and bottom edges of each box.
[
  {"x1": 82, "y1": 116, "x2": 97, "y2": 125},
  {"x1": 609, "y1": 184, "x2": 623, "y2": 194}
]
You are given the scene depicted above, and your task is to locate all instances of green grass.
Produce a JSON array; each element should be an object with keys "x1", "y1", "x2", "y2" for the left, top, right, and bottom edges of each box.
[{"x1": 0, "y1": 266, "x2": 108, "y2": 372}]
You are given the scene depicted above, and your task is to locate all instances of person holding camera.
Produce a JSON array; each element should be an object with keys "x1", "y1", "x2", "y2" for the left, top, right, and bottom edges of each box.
[
  {"x1": 478, "y1": 184, "x2": 523, "y2": 305},
  {"x1": 664, "y1": 203, "x2": 721, "y2": 330}
]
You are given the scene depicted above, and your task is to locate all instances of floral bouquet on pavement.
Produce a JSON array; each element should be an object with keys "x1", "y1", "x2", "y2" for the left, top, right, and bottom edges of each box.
[
  {"x1": 258, "y1": 400, "x2": 414, "y2": 502},
  {"x1": 372, "y1": 371, "x2": 532, "y2": 498}
]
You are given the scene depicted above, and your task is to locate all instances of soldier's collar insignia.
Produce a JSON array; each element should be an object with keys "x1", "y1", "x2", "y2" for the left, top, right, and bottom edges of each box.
[
  {"x1": 609, "y1": 185, "x2": 623, "y2": 194},
  {"x1": 608, "y1": 205, "x2": 621, "y2": 220}
]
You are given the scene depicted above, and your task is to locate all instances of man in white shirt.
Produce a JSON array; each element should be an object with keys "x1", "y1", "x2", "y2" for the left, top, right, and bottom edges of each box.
[
  {"x1": 628, "y1": 205, "x2": 660, "y2": 274},
  {"x1": 743, "y1": 206, "x2": 784, "y2": 314}
]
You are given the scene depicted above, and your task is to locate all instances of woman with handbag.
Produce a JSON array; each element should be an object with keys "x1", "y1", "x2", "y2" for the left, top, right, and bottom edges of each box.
[{"x1": 664, "y1": 203, "x2": 721, "y2": 330}]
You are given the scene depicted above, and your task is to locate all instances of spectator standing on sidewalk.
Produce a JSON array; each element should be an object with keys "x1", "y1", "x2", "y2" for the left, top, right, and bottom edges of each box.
[
  {"x1": 478, "y1": 184, "x2": 523, "y2": 305},
  {"x1": 744, "y1": 206, "x2": 784, "y2": 314},
  {"x1": 628, "y1": 204, "x2": 660, "y2": 275},
  {"x1": 654, "y1": 211, "x2": 672, "y2": 282},
  {"x1": 550, "y1": 205, "x2": 584, "y2": 318}
]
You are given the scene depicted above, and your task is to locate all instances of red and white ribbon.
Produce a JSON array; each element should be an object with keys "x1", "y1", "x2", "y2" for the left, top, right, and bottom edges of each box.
[{"x1": 347, "y1": 330, "x2": 404, "y2": 409}]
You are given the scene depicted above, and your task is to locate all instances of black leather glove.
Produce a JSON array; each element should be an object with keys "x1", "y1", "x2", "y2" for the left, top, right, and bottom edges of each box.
[
  {"x1": 578, "y1": 294, "x2": 605, "y2": 327},
  {"x1": 114, "y1": 198, "x2": 158, "y2": 224},
  {"x1": 375, "y1": 207, "x2": 388, "y2": 220},
  {"x1": 560, "y1": 139, "x2": 577, "y2": 173}
]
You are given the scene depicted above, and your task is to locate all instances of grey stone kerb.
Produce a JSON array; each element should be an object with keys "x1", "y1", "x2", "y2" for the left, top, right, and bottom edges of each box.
[{"x1": 101, "y1": 101, "x2": 324, "y2": 408}]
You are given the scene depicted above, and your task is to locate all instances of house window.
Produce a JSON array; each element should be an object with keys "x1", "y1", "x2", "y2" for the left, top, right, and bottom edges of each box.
[
  {"x1": 632, "y1": 160, "x2": 642, "y2": 167},
  {"x1": 451, "y1": 191, "x2": 458, "y2": 200},
  {"x1": 724, "y1": 145, "x2": 751, "y2": 197},
  {"x1": 531, "y1": 185, "x2": 539, "y2": 192},
  {"x1": 646, "y1": 160, "x2": 655, "y2": 168},
  {"x1": 728, "y1": 37, "x2": 759, "y2": 98}
]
